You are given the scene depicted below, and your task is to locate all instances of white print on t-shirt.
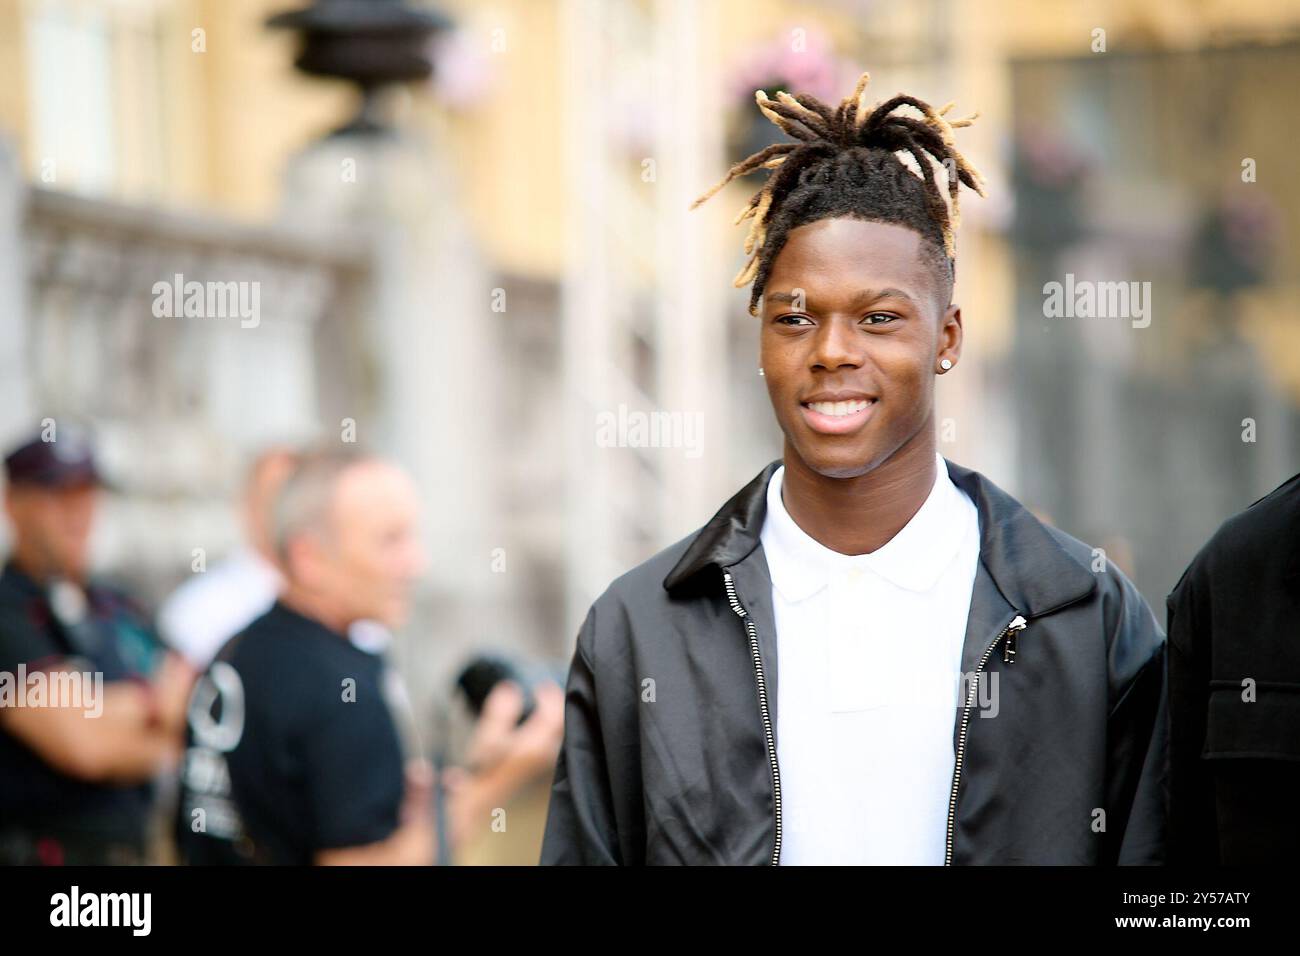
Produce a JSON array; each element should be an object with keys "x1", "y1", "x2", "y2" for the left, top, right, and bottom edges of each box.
[{"x1": 181, "y1": 661, "x2": 247, "y2": 840}]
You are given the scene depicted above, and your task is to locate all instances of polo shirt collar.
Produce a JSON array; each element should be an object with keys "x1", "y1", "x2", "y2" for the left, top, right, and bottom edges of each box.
[{"x1": 761, "y1": 453, "x2": 973, "y2": 603}]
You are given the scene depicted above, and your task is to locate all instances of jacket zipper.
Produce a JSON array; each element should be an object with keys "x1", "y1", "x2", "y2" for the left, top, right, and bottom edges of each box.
[
  {"x1": 944, "y1": 613, "x2": 1027, "y2": 866},
  {"x1": 722, "y1": 569, "x2": 782, "y2": 866}
]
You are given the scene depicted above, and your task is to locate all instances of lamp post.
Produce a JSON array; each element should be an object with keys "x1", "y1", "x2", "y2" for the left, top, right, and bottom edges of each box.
[{"x1": 267, "y1": 0, "x2": 452, "y2": 136}]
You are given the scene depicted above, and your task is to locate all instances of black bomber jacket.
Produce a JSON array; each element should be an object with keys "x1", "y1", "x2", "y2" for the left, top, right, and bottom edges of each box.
[{"x1": 540, "y1": 458, "x2": 1167, "y2": 865}]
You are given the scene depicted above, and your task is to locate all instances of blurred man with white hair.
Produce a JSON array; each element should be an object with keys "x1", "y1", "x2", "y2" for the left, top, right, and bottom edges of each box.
[
  {"x1": 177, "y1": 448, "x2": 563, "y2": 865},
  {"x1": 178, "y1": 449, "x2": 432, "y2": 864}
]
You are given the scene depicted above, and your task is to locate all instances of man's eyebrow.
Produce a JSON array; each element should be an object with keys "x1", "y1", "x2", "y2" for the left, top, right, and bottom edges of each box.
[
  {"x1": 846, "y1": 287, "x2": 917, "y2": 309},
  {"x1": 763, "y1": 287, "x2": 918, "y2": 310}
]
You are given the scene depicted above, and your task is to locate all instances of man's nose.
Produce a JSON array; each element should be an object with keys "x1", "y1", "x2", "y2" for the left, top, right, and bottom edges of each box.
[
  {"x1": 405, "y1": 544, "x2": 430, "y2": 579},
  {"x1": 810, "y1": 317, "x2": 864, "y2": 370}
]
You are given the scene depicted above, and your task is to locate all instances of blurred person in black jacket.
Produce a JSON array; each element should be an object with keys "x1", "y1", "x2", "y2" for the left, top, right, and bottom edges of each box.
[
  {"x1": 1167, "y1": 472, "x2": 1300, "y2": 864},
  {"x1": 0, "y1": 428, "x2": 192, "y2": 865}
]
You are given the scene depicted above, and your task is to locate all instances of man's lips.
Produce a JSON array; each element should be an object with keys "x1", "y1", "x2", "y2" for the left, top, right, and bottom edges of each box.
[{"x1": 798, "y1": 392, "x2": 878, "y2": 435}]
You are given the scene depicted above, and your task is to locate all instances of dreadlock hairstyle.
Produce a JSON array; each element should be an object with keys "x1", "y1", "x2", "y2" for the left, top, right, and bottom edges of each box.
[{"x1": 691, "y1": 71, "x2": 987, "y2": 316}]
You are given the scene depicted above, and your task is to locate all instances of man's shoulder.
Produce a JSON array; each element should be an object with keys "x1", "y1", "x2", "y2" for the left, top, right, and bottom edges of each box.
[
  {"x1": 0, "y1": 570, "x2": 41, "y2": 621},
  {"x1": 1037, "y1": 521, "x2": 1105, "y2": 573},
  {"x1": 972, "y1": 491, "x2": 1163, "y2": 676},
  {"x1": 578, "y1": 529, "x2": 710, "y2": 642},
  {"x1": 1199, "y1": 472, "x2": 1298, "y2": 568},
  {"x1": 1042, "y1": 521, "x2": 1151, "y2": 615},
  {"x1": 0, "y1": 565, "x2": 44, "y2": 615},
  {"x1": 950, "y1": 461, "x2": 1124, "y2": 584},
  {"x1": 950, "y1": 460, "x2": 1154, "y2": 629},
  {"x1": 0, "y1": 570, "x2": 56, "y2": 665},
  {"x1": 214, "y1": 610, "x2": 379, "y2": 732},
  {"x1": 608, "y1": 531, "x2": 700, "y2": 600},
  {"x1": 596, "y1": 462, "x2": 780, "y2": 612},
  {"x1": 1169, "y1": 471, "x2": 1300, "y2": 609},
  {"x1": 213, "y1": 607, "x2": 329, "y2": 681}
]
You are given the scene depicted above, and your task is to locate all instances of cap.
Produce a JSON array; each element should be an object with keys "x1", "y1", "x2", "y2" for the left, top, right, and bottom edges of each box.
[{"x1": 4, "y1": 429, "x2": 103, "y2": 489}]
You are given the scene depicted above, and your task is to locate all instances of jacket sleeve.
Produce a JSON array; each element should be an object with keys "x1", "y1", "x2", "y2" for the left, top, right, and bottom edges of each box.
[
  {"x1": 539, "y1": 604, "x2": 623, "y2": 865},
  {"x1": 1164, "y1": 568, "x2": 1219, "y2": 864},
  {"x1": 1106, "y1": 575, "x2": 1169, "y2": 865}
]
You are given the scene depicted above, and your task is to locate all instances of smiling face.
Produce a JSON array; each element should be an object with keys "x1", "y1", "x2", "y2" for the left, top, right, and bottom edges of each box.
[{"x1": 760, "y1": 217, "x2": 962, "y2": 480}]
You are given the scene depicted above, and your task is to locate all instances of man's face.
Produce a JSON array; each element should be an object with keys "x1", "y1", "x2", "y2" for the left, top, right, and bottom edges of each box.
[
  {"x1": 759, "y1": 217, "x2": 961, "y2": 479},
  {"x1": 5, "y1": 483, "x2": 99, "y2": 581},
  {"x1": 312, "y1": 461, "x2": 427, "y2": 630}
]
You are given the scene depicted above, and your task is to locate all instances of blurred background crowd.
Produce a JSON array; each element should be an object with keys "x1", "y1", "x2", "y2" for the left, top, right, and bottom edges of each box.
[{"x1": 0, "y1": 0, "x2": 1297, "y2": 864}]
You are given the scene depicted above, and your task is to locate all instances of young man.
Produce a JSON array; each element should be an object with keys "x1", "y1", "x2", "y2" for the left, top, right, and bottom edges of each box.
[{"x1": 541, "y1": 73, "x2": 1167, "y2": 865}]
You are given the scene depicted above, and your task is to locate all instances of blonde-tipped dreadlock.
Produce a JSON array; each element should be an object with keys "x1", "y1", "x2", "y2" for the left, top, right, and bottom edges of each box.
[{"x1": 692, "y1": 71, "x2": 986, "y2": 315}]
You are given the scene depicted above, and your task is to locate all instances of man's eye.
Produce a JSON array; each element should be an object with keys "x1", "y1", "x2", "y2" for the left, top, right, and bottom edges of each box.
[
  {"x1": 863, "y1": 313, "x2": 898, "y2": 326},
  {"x1": 777, "y1": 314, "x2": 812, "y2": 326}
]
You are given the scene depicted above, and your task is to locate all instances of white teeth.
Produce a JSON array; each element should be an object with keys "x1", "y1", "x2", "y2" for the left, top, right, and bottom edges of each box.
[{"x1": 808, "y1": 399, "x2": 872, "y2": 417}]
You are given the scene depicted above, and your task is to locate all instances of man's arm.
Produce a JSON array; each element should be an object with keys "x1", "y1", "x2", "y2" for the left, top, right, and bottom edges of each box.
[
  {"x1": 1104, "y1": 575, "x2": 1169, "y2": 865},
  {"x1": 1165, "y1": 569, "x2": 1219, "y2": 864},
  {"x1": 440, "y1": 679, "x2": 564, "y2": 853},
  {"x1": 0, "y1": 653, "x2": 191, "y2": 782},
  {"x1": 540, "y1": 606, "x2": 622, "y2": 865},
  {"x1": 315, "y1": 760, "x2": 435, "y2": 866},
  {"x1": 313, "y1": 824, "x2": 433, "y2": 866}
]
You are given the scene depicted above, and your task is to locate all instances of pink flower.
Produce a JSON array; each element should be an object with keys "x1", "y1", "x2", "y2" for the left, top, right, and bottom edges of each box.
[{"x1": 727, "y1": 25, "x2": 848, "y2": 105}]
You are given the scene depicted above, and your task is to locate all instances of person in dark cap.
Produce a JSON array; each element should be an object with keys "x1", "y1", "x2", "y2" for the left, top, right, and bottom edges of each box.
[{"x1": 0, "y1": 427, "x2": 194, "y2": 864}]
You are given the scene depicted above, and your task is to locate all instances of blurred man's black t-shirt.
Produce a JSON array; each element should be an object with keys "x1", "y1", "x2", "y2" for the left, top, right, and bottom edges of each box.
[{"x1": 178, "y1": 601, "x2": 406, "y2": 865}]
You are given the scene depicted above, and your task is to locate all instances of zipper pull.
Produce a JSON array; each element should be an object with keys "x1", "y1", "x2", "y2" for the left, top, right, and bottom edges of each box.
[{"x1": 1002, "y1": 615, "x2": 1028, "y2": 664}]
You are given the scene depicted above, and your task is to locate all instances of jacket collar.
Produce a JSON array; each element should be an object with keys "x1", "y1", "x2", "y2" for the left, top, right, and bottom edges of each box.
[
  {"x1": 762, "y1": 455, "x2": 975, "y2": 600},
  {"x1": 663, "y1": 457, "x2": 1097, "y2": 618}
]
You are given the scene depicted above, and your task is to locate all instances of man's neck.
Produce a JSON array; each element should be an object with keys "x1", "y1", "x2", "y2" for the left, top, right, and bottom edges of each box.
[
  {"x1": 278, "y1": 584, "x2": 352, "y2": 637},
  {"x1": 779, "y1": 431, "x2": 939, "y2": 556},
  {"x1": 9, "y1": 547, "x2": 75, "y2": 587}
]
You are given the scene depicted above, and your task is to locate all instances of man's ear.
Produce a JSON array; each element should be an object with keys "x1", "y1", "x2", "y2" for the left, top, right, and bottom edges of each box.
[
  {"x1": 938, "y1": 304, "x2": 963, "y2": 366},
  {"x1": 3, "y1": 486, "x2": 30, "y2": 526},
  {"x1": 282, "y1": 534, "x2": 315, "y2": 586}
]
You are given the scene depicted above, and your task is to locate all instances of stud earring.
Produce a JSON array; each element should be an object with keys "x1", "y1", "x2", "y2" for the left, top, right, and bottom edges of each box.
[
  {"x1": 939, "y1": 359, "x2": 953, "y2": 371},
  {"x1": 758, "y1": 367, "x2": 765, "y2": 377}
]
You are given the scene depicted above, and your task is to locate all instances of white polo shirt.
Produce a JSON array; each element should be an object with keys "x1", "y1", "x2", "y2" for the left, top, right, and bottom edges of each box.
[{"x1": 759, "y1": 453, "x2": 981, "y2": 865}]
